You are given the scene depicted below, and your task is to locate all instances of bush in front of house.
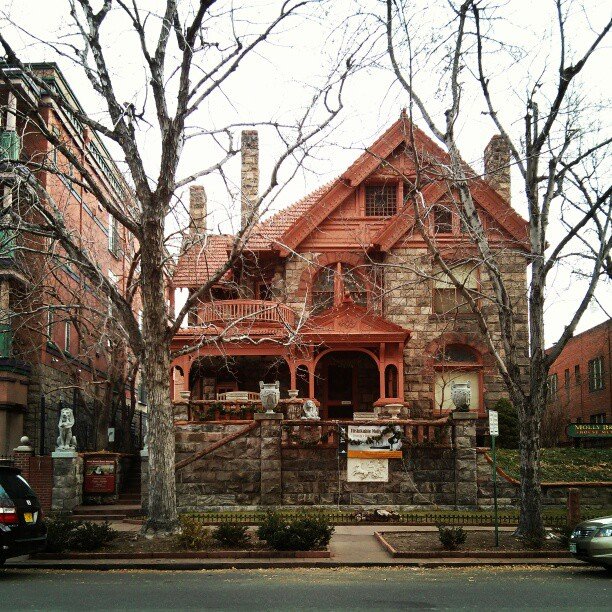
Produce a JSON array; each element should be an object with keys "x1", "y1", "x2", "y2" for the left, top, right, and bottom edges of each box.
[
  {"x1": 437, "y1": 525, "x2": 467, "y2": 550},
  {"x1": 257, "y1": 512, "x2": 334, "y2": 551},
  {"x1": 175, "y1": 516, "x2": 214, "y2": 550},
  {"x1": 44, "y1": 515, "x2": 117, "y2": 553},
  {"x1": 212, "y1": 523, "x2": 249, "y2": 547}
]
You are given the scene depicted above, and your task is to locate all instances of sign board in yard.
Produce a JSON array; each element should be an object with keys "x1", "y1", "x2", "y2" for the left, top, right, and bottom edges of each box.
[
  {"x1": 83, "y1": 457, "x2": 116, "y2": 494},
  {"x1": 488, "y1": 409, "x2": 500, "y2": 547},
  {"x1": 567, "y1": 423, "x2": 612, "y2": 438}
]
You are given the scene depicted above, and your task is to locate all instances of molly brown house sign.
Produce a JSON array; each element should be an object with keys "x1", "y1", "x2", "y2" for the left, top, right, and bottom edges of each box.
[{"x1": 345, "y1": 425, "x2": 403, "y2": 482}]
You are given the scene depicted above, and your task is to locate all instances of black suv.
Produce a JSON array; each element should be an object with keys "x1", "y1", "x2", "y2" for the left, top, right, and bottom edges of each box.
[{"x1": 0, "y1": 465, "x2": 47, "y2": 564}]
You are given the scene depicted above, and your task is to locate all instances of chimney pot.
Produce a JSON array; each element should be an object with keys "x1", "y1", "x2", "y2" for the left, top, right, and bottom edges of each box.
[
  {"x1": 189, "y1": 185, "x2": 207, "y2": 234},
  {"x1": 484, "y1": 134, "x2": 511, "y2": 202},
  {"x1": 241, "y1": 130, "x2": 259, "y2": 230}
]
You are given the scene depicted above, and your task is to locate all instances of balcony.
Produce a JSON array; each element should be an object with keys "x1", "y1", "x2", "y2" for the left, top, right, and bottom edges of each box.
[{"x1": 197, "y1": 300, "x2": 296, "y2": 327}]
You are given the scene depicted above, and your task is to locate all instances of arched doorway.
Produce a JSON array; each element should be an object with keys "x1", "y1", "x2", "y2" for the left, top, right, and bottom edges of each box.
[{"x1": 314, "y1": 350, "x2": 379, "y2": 419}]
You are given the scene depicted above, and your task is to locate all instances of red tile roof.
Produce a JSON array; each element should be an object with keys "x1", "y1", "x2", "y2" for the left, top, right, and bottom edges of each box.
[{"x1": 173, "y1": 233, "x2": 233, "y2": 287}]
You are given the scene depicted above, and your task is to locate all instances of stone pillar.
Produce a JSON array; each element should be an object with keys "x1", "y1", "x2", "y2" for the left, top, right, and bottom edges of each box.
[
  {"x1": 567, "y1": 488, "x2": 581, "y2": 527},
  {"x1": 240, "y1": 130, "x2": 259, "y2": 230},
  {"x1": 484, "y1": 134, "x2": 511, "y2": 202},
  {"x1": 13, "y1": 436, "x2": 33, "y2": 477},
  {"x1": 189, "y1": 184, "x2": 207, "y2": 234},
  {"x1": 51, "y1": 451, "x2": 83, "y2": 512},
  {"x1": 451, "y1": 412, "x2": 478, "y2": 508},
  {"x1": 140, "y1": 446, "x2": 149, "y2": 513},
  {"x1": 255, "y1": 413, "x2": 283, "y2": 505}
]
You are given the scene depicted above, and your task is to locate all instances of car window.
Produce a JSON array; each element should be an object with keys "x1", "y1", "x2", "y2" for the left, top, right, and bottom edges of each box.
[{"x1": 0, "y1": 472, "x2": 36, "y2": 499}]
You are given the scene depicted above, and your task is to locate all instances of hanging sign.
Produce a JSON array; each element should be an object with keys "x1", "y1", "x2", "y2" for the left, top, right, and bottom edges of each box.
[
  {"x1": 346, "y1": 425, "x2": 403, "y2": 459},
  {"x1": 488, "y1": 410, "x2": 499, "y2": 437},
  {"x1": 83, "y1": 457, "x2": 116, "y2": 494}
]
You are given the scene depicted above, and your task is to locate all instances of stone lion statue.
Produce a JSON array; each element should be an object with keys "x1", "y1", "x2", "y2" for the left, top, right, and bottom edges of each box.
[
  {"x1": 301, "y1": 399, "x2": 320, "y2": 420},
  {"x1": 57, "y1": 406, "x2": 77, "y2": 450}
]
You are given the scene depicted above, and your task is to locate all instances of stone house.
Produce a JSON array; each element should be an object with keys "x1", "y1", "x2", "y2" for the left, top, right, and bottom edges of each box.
[
  {"x1": 0, "y1": 63, "x2": 144, "y2": 455},
  {"x1": 170, "y1": 113, "x2": 530, "y2": 426}
]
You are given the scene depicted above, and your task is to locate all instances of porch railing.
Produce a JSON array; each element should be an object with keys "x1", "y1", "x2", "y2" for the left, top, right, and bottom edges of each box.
[{"x1": 198, "y1": 300, "x2": 296, "y2": 327}]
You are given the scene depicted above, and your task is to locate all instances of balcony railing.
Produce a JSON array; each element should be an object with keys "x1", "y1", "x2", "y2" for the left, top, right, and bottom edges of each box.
[{"x1": 198, "y1": 300, "x2": 296, "y2": 327}]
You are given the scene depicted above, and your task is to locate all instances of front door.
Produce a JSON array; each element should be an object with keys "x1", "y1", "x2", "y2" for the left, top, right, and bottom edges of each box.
[{"x1": 326, "y1": 364, "x2": 354, "y2": 419}]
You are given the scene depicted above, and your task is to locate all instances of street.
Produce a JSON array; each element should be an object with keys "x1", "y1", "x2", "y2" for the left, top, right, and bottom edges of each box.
[{"x1": 0, "y1": 566, "x2": 609, "y2": 611}]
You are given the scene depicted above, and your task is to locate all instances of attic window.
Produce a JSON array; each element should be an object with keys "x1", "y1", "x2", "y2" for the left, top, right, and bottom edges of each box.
[
  {"x1": 433, "y1": 204, "x2": 453, "y2": 234},
  {"x1": 365, "y1": 185, "x2": 397, "y2": 217}
]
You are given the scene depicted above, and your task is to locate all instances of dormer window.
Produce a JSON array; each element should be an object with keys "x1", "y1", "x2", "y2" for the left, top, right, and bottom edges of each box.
[
  {"x1": 433, "y1": 204, "x2": 453, "y2": 234},
  {"x1": 365, "y1": 185, "x2": 397, "y2": 217}
]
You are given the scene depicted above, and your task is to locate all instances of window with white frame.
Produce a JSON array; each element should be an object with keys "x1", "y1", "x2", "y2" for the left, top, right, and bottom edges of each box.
[
  {"x1": 64, "y1": 320, "x2": 71, "y2": 352},
  {"x1": 588, "y1": 356, "x2": 604, "y2": 392},
  {"x1": 108, "y1": 213, "x2": 120, "y2": 256}
]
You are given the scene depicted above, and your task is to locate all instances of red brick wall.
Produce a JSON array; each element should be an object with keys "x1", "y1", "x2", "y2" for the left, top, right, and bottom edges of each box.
[
  {"x1": 13, "y1": 452, "x2": 53, "y2": 512},
  {"x1": 548, "y1": 319, "x2": 611, "y2": 425}
]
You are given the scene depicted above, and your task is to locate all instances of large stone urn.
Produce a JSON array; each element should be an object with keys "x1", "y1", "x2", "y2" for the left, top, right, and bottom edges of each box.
[
  {"x1": 451, "y1": 381, "x2": 471, "y2": 412},
  {"x1": 259, "y1": 381, "x2": 280, "y2": 414}
]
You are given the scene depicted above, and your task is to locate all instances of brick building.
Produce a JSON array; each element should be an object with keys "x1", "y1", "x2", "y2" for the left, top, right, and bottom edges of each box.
[
  {"x1": 0, "y1": 63, "x2": 144, "y2": 456},
  {"x1": 547, "y1": 318, "x2": 611, "y2": 428},
  {"x1": 170, "y1": 114, "x2": 530, "y2": 422}
]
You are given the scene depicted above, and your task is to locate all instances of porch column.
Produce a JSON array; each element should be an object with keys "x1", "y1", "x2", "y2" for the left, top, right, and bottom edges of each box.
[
  {"x1": 289, "y1": 361, "x2": 297, "y2": 389},
  {"x1": 398, "y1": 342, "x2": 405, "y2": 400},
  {"x1": 379, "y1": 343, "x2": 386, "y2": 400}
]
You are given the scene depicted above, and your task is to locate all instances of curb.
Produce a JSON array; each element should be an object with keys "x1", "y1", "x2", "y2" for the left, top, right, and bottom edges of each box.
[
  {"x1": 32, "y1": 550, "x2": 330, "y2": 560},
  {"x1": 4, "y1": 559, "x2": 584, "y2": 571},
  {"x1": 374, "y1": 531, "x2": 572, "y2": 559}
]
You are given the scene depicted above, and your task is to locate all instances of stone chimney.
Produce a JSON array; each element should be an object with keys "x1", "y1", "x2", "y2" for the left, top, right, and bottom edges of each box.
[
  {"x1": 484, "y1": 134, "x2": 511, "y2": 202},
  {"x1": 240, "y1": 130, "x2": 259, "y2": 230},
  {"x1": 189, "y1": 184, "x2": 206, "y2": 234}
]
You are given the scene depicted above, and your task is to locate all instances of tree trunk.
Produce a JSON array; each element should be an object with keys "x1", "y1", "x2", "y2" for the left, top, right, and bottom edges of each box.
[
  {"x1": 140, "y1": 210, "x2": 178, "y2": 533},
  {"x1": 515, "y1": 395, "x2": 545, "y2": 539}
]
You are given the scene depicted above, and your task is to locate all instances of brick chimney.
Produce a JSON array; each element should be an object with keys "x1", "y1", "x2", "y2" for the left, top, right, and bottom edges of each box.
[
  {"x1": 189, "y1": 184, "x2": 206, "y2": 234},
  {"x1": 484, "y1": 134, "x2": 511, "y2": 202},
  {"x1": 240, "y1": 130, "x2": 259, "y2": 230}
]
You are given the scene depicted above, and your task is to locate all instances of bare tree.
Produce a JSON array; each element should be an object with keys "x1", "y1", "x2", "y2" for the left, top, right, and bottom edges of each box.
[
  {"x1": 381, "y1": 0, "x2": 612, "y2": 537},
  {"x1": 0, "y1": 1, "x2": 356, "y2": 532}
]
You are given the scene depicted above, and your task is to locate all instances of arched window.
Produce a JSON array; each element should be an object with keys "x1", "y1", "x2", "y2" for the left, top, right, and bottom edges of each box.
[
  {"x1": 311, "y1": 263, "x2": 367, "y2": 314},
  {"x1": 385, "y1": 364, "x2": 398, "y2": 398}
]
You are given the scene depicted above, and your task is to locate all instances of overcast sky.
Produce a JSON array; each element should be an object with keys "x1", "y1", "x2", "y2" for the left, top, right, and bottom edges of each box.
[{"x1": 3, "y1": 0, "x2": 610, "y2": 346}]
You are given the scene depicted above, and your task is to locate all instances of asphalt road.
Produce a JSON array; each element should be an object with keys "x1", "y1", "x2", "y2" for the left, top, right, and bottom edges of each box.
[{"x1": 0, "y1": 566, "x2": 609, "y2": 611}]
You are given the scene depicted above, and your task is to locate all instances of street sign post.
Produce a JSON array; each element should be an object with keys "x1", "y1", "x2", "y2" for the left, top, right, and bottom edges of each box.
[{"x1": 488, "y1": 410, "x2": 499, "y2": 547}]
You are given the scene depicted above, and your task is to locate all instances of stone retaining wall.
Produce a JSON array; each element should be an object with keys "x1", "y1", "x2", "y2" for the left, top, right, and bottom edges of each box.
[
  {"x1": 476, "y1": 453, "x2": 612, "y2": 509},
  {"x1": 173, "y1": 414, "x2": 476, "y2": 510}
]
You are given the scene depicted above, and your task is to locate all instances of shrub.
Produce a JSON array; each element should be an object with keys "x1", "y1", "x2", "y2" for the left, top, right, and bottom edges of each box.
[
  {"x1": 258, "y1": 512, "x2": 334, "y2": 551},
  {"x1": 213, "y1": 523, "x2": 249, "y2": 547},
  {"x1": 69, "y1": 521, "x2": 117, "y2": 552},
  {"x1": 438, "y1": 525, "x2": 467, "y2": 550},
  {"x1": 494, "y1": 398, "x2": 519, "y2": 449},
  {"x1": 175, "y1": 516, "x2": 214, "y2": 550},
  {"x1": 44, "y1": 515, "x2": 116, "y2": 553},
  {"x1": 45, "y1": 515, "x2": 81, "y2": 553}
]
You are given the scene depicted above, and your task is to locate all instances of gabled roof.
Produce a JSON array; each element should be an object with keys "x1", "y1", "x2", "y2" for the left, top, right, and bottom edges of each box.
[
  {"x1": 277, "y1": 114, "x2": 529, "y2": 253},
  {"x1": 303, "y1": 299, "x2": 411, "y2": 343}
]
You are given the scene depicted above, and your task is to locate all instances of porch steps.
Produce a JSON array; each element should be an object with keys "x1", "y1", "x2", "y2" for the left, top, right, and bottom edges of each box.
[{"x1": 71, "y1": 503, "x2": 141, "y2": 522}]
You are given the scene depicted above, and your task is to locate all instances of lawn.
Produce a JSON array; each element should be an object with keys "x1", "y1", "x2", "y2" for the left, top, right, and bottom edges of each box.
[{"x1": 495, "y1": 448, "x2": 611, "y2": 482}]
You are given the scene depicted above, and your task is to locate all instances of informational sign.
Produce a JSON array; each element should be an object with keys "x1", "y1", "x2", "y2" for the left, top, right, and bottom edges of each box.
[
  {"x1": 488, "y1": 410, "x2": 499, "y2": 437},
  {"x1": 567, "y1": 423, "x2": 612, "y2": 438},
  {"x1": 346, "y1": 425, "x2": 403, "y2": 459},
  {"x1": 83, "y1": 457, "x2": 116, "y2": 494}
]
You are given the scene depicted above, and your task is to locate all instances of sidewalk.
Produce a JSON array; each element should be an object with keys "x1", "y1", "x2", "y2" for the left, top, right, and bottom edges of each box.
[{"x1": 5, "y1": 524, "x2": 581, "y2": 571}]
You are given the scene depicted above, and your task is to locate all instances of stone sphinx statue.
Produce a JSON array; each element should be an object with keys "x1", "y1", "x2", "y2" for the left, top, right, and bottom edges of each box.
[
  {"x1": 301, "y1": 399, "x2": 320, "y2": 420},
  {"x1": 56, "y1": 405, "x2": 77, "y2": 450}
]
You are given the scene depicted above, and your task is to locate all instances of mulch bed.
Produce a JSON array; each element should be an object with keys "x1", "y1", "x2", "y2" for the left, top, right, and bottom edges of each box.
[
  {"x1": 376, "y1": 530, "x2": 570, "y2": 559},
  {"x1": 34, "y1": 530, "x2": 330, "y2": 560}
]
